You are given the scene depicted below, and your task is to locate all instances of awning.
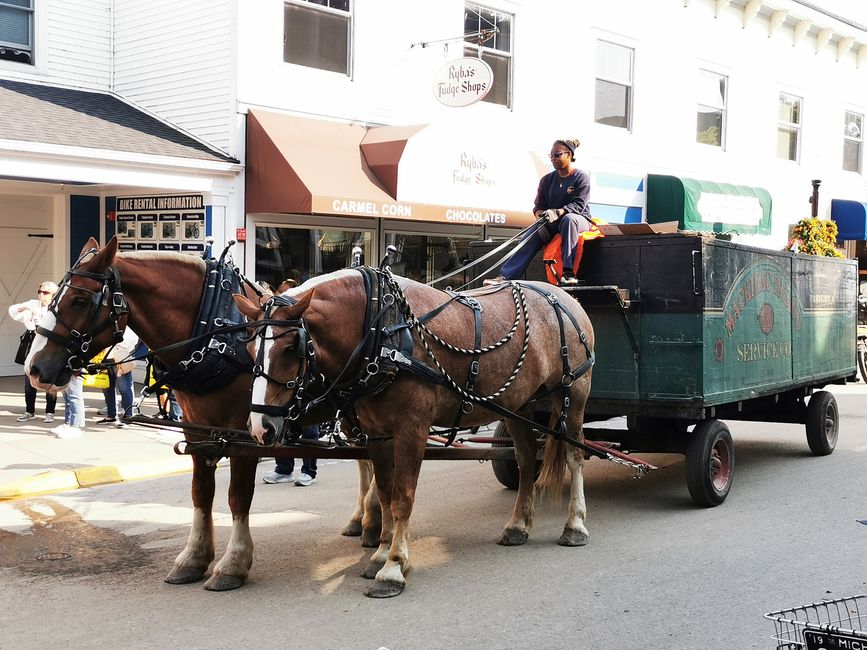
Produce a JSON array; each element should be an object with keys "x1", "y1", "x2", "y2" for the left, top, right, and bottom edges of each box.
[
  {"x1": 646, "y1": 174, "x2": 772, "y2": 235},
  {"x1": 831, "y1": 199, "x2": 867, "y2": 240},
  {"x1": 246, "y1": 110, "x2": 537, "y2": 227}
]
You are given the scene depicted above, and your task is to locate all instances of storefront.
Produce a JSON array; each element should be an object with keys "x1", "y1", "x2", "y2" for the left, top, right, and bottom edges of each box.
[
  {"x1": 0, "y1": 80, "x2": 241, "y2": 377},
  {"x1": 244, "y1": 110, "x2": 543, "y2": 287}
]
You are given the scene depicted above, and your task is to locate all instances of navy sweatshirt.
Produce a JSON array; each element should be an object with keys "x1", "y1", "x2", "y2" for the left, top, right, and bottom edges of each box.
[{"x1": 533, "y1": 169, "x2": 591, "y2": 217}]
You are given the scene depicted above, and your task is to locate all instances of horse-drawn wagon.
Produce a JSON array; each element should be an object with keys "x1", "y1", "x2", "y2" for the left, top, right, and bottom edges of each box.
[
  {"x1": 486, "y1": 231, "x2": 858, "y2": 506},
  {"x1": 26, "y1": 231, "x2": 856, "y2": 597}
]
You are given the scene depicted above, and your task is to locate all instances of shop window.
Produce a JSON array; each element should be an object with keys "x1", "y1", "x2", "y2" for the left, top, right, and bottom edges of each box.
[
  {"x1": 696, "y1": 70, "x2": 727, "y2": 148},
  {"x1": 283, "y1": 0, "x2": 351, "y2": 75},
  {"x1": 384, "y1": 232, "x2": 476, "y2": 287},
  {"x1": 595, "y1": 40, "x2": 633, "y2": 130},
  {"x1": 254, "y1": 225, "x2": 371, "y2": 289},
  {"x1": 777, "y1": 93, "x2": 802, "y2": 162},
  {"x1": 463, "y1": 4, "x2": 512, "y2": 108},
  {"x1": 843, "y1": 110, "x2": 863, "y2": 173},
  {"x1": 0, "y1": 0, "x2": 34, "y2": 64}
]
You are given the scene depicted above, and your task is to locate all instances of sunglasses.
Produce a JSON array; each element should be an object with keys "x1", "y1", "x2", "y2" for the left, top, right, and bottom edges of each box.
[
  {"x1": 549, "y1": 152, "x2": 570, "y2": 159},
  {"x1": 37, "y1": 290, "x2": 52, "y2": 295}
]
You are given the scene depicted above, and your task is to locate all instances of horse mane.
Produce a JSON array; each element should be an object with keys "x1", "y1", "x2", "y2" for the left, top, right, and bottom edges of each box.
[{"x1": 118, "y1": 250, "x2": 207, "y2": 272}]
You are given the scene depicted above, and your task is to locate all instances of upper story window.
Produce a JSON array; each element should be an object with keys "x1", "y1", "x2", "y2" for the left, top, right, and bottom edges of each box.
[
  {"x1": 463, "y1": 4, "x2": 512, "y2": 108},
  {"x1": 696, "y1": 70, "x2": 727, "y2": 148},
  {"x1": 595, "y1": 40, "x2": 633, "y2": 130},
  {"x1": 777, "y1": 93, "x2": 802, "y2": 162},
  {"x1": 843, "y1": 110, "x2": 863, "y2": 173},
  {"x1": 0, "y1": 0, "x2": 34, "y2": 65},
  {"x1": 283, "y1": 0, "x2": 351, "y2": 75}
]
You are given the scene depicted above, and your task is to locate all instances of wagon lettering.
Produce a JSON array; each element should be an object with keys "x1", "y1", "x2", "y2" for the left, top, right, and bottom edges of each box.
[
  {"x1": 735, "y1": 340, "x2": 792, "y2": 362},
  {"x1": 723, "y1": 263, "x2": 799, "y2": 335}
]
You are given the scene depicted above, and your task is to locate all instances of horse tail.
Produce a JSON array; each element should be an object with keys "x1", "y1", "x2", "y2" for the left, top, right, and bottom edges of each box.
[{"x1": 536, "y1": 414, "x2": 567, "y2": 503}]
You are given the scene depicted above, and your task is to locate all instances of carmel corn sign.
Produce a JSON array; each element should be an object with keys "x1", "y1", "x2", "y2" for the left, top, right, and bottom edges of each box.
[{"x1": 432, "y1": 57, "x2": 493, "y2": 107}]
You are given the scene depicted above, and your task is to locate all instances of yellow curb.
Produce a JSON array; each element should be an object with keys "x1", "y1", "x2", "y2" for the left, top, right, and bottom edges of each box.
[
  {"x1": 0, "y1": 456, "x2": 223, "y2": 501},
  {"x1": 75, "y1": 465, "x2": 123, "y2": 487},
  {"x1": 0, "y1": 470, "x2": 80, "y2": 501}
]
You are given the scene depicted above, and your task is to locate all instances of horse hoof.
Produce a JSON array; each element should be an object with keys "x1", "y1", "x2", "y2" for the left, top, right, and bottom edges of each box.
[
  {"x1": 361, "y1": 559, "x2": 386, "y2": 580},
  {"x1": 360, "y1": 530, "x2": 381, "y2": 548},
  {"x1": 557, "y1": 528, "x2": 589, "y2": 547},
  {"x1": 496, "y1": 528, "x2": 529, "y2": 546},
  {"x1": 364, "y1": 580, "x2": 405, "y2": 598},
  {"x1": 341, "y1": 521, "x2": 362, "y2": 537},
  {"x1": 203, "y1": 573, "x2": 245, "y2": 591},
  {"x1": 165, "y1": 566, "x2": 206, "y2": 585}
]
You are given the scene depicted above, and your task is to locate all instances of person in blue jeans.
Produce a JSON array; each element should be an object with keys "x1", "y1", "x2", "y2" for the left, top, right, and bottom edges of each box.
[
  {"x1": 97, "y1": 329, "x2": 139, "y2": 428},
  {"x1": 52, "y1": 373, "x2": 85, "y2": 439},
  {"x1": 262, "y1": 424, "x2": 320, "y2": 486},
  {"x1": 486, "y1": 138, "x2": 592, "y2": 286}
]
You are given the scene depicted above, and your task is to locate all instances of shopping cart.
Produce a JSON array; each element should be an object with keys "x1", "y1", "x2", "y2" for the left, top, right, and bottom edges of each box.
[{"x1": 765, "y1": 595, "x2": 866, "y2": 648}]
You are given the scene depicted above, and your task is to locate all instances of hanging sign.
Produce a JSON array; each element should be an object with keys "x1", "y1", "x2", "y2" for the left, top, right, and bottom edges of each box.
[{"x1": 432, "y1": 57, "x2": 493, "y2": 107}]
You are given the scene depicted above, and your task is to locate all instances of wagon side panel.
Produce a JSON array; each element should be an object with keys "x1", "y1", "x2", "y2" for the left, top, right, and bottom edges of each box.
[
  {"x1": 701, "y1": 242, "x2": 794, "y2": 405},
  {"x1": 791, "y1": 255, "x2": 857, "y2": 382}
]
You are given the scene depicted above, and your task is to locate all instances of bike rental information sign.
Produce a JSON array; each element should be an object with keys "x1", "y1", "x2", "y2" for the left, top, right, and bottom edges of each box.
[{"x1": 115, "y1": 194, "x2": 208, "y2": 254}]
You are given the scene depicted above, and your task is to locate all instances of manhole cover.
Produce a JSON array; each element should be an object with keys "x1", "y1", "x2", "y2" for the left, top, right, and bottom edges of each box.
[{"x1": 36, "y1": 552, "x2": 72, "y2": 561}]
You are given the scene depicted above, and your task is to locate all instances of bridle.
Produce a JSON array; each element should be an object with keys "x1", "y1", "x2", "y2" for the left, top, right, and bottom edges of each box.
[
  {"x1": 37, "y1": 248, "x2": 129, "y2": 371},
  {"x1": 249, "y1": 294, "x2": 323, "y2": 426}
]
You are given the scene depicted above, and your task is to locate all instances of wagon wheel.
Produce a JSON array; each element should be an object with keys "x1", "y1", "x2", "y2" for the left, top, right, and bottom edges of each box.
[
  {"x1": 685, "y1": 419, "x2": 734, "y2": 507},
  {"x1": 805, "y1": 390, "x2": 838, "y2": 456},
  {"x1": 491, "y1": 421, "x2": 542, "y2": 490}
]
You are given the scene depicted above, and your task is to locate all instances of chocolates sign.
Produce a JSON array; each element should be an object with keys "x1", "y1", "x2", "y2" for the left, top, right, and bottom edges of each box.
[{"x1": 432, "y1": 57, "x2": 493, "y2": 107}]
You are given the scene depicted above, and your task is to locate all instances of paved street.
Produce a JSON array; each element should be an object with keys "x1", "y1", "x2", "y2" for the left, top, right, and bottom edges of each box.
[{"x1": 0, "y1": 379, "x2": 865, "y2": 648}]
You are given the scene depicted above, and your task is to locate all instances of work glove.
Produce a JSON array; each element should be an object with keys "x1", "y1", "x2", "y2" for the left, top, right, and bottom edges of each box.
[{"x1": 544, "y1": 209, "x2": 560, "y2": 223}]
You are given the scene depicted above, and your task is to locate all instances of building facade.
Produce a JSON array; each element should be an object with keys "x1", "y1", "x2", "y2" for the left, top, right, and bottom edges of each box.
[{"x1": 2, "y1": 0, "x2": 867, "y2": 373}]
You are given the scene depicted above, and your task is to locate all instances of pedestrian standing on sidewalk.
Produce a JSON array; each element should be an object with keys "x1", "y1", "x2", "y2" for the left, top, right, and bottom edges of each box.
[
  {"x1": 96, "y1": 328, "x2": 140, "y2": 429},
  {"x1": 8, "y1": 281, "x2": 59, "y2": 424},
  {"x1": 52, "y1": 372, "x2": 85, "y2": 439},
  {"x1": 262, "y1": 423, "x2": 320, "y2": 486}
]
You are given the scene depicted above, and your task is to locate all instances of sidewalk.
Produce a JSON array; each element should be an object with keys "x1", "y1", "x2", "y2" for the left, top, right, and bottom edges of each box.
[{"x1": 0, "y1": 375, "x2": 199, "y2": 501}]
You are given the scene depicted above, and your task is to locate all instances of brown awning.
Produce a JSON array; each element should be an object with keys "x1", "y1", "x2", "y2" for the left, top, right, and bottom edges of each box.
[
  {"x1": 246, "y1": 110, "x2": 536, "y2": 227},
  {"x1": 246, "y1": 109, "x2": 392, "y2": 214},
  {"x1": 359, "y1": 124, "x2": 426, "y2": 199}
]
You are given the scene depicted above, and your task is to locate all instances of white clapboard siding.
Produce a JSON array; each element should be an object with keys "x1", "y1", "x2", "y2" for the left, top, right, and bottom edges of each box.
[
  {"x1": 44, "y1": 0, "x2": 112, "y2": 89},
  {"x1": 112, "y1": 0, "x2": 234, "y2": 154}
]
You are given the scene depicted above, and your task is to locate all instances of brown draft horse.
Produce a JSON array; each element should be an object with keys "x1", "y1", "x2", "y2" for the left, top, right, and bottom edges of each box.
[
  {"x1": 25, "y1": 237, "x2": 379, "y2": 591},
  {"x1": 234, "y1": 267, "x2": 595, "y2": 598}
]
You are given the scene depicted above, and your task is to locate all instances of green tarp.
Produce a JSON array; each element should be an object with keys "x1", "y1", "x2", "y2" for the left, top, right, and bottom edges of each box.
[{"x1": 646, "y1": 174, "x2": 772, "y2": 235}]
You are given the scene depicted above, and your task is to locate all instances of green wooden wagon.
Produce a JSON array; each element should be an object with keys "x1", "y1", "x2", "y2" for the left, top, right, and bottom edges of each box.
[{"x1": 492, "y1": 233, "x2": 857, "y2": 507}]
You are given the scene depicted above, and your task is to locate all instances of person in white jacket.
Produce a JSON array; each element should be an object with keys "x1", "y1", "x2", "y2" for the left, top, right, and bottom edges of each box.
[
  {"x1": 8, "y1": 282, "x2": 58, "y2": 423},
  {"x1": 96, "y1": 328, "x2": 140, "y2": 428}
]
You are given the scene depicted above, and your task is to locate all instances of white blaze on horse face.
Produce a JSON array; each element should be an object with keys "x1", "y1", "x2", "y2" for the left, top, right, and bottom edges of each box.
[
  {"x1": 24, "y1": 311, "x2": 56, "y2": 376},
  {"x1": 249, "y1": 324, "x2": 275, "y2": 443}
]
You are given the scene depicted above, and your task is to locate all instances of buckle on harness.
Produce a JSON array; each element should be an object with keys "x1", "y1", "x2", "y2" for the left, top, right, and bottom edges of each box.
[
  {"x1": 112, "y1": 292, "x2": 126, "y2": 310},
  {"x1": 207, "y1": 339, "x2": 227, "y2": 354},
  {"x1": 470, "y1": 360, "x2": 480, "y2": 376},
  {"x1": 384, "y1": 347, "x2": 412, "y2": 366}
]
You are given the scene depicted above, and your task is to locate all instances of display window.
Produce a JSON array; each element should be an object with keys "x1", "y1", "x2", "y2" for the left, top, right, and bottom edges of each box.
[{"x1": 254, "y1": 224, "x2": 373, "y2": 289}]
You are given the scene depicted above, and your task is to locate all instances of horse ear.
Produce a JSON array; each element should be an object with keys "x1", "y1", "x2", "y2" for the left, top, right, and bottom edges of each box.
[
  {"x1": 79, "y1": 237, "x2": 100, "y2": 258},
  {"x1": 283, "y1": 288, "x2": 314, "y2": 319},
  {"x1": 88, "y1": 237, "x2": 118, "y2": 271},
  {"x1": 233, "y1": 293, "x2": 262, "y2": 321}
]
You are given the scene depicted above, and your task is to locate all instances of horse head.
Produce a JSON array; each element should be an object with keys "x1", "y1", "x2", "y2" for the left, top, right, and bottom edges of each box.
[
  {"x1": 234, "y1": 288, "x2": 315, "y2": 445},
  {"x1": 28, "y1": 236, "x2": 127, "y2": 392}
]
